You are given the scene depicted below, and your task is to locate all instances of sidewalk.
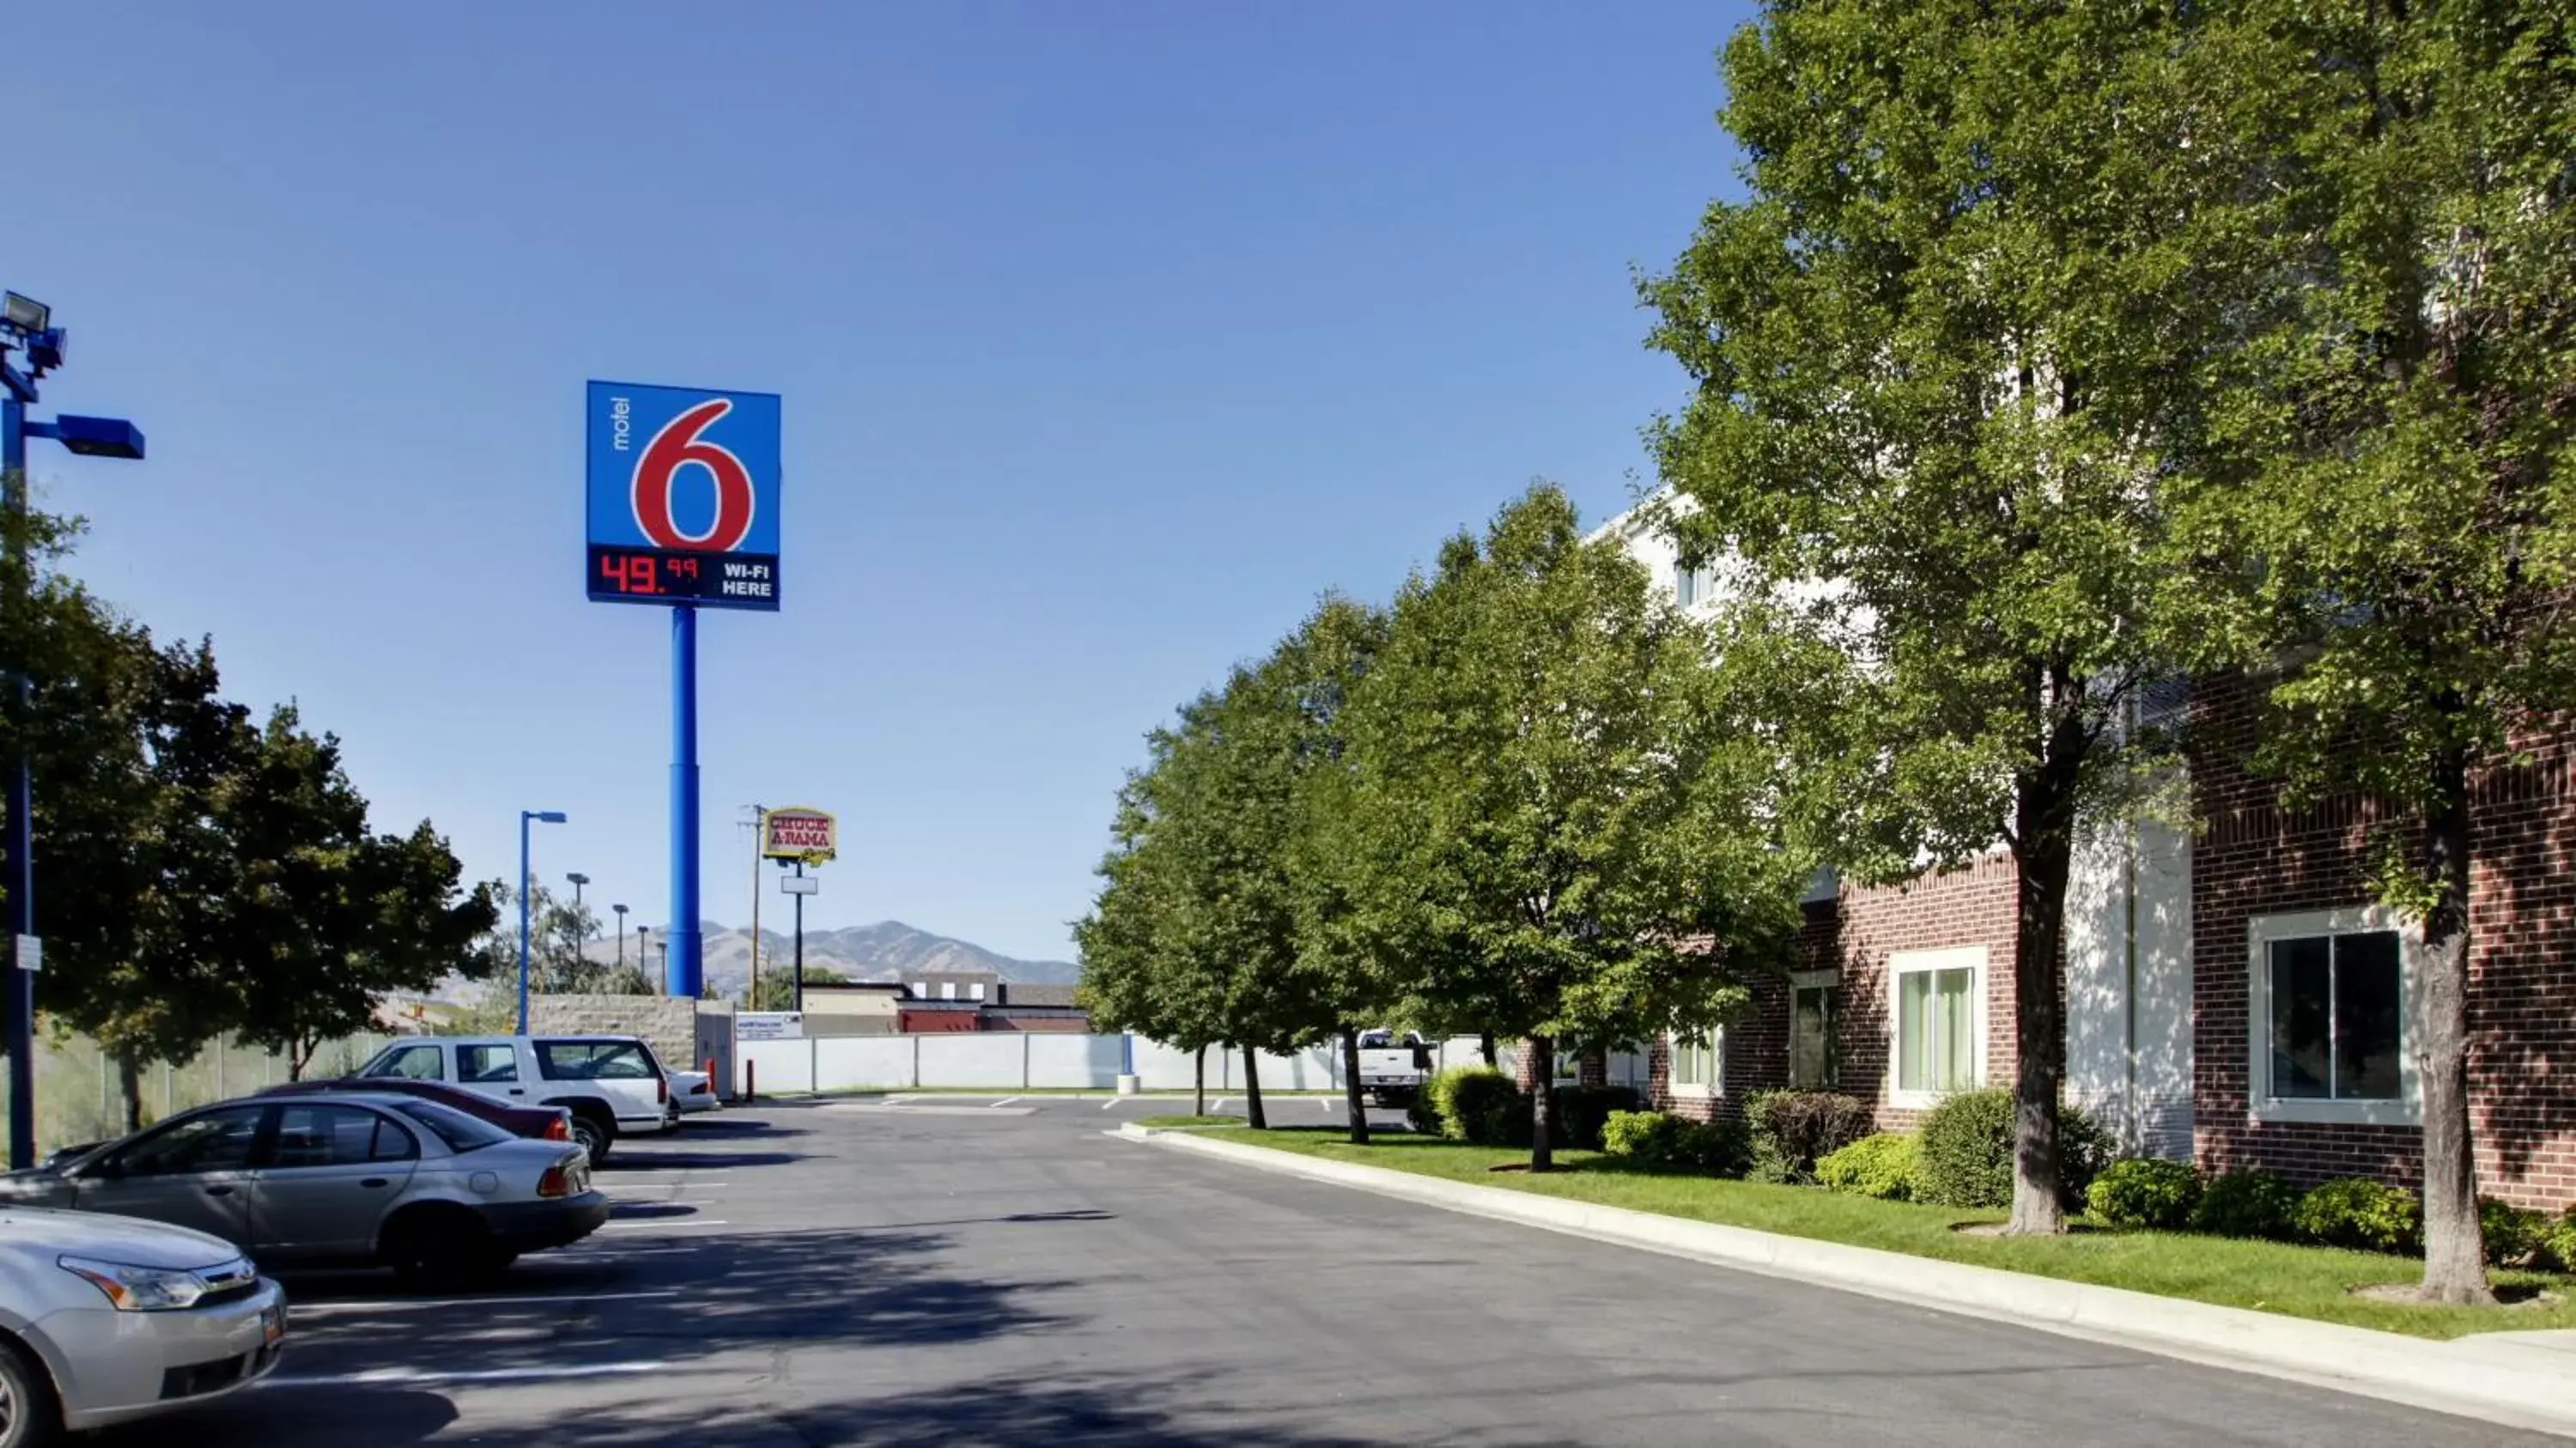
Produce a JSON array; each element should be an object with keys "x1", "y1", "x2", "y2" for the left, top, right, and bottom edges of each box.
[{"x1": 1123, "y1": 1125, "x2": 2576, "y2": 1439}]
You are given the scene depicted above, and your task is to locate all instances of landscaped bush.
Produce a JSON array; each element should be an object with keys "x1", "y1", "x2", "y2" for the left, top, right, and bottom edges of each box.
[
  {"x1": 2292, "y1": 1178, "x2": 2422, "y2": 1255},
  {"x1": 2190, "y1": 1168, "x2": 2301, "y2": 1240},
  {"x1": 1551, "y1": 1085, "x2": 1643, "y2": 1153},
  {"x1": 1914, "y1": 1089, "x2": 2111, "y2": 1209},
  {"x1": 1742, "y1": 1090, "x2": 1874, "y2": 1184},
  {"x1": 2549, "y1": 1209, "x2": 2576, "y2": 1274},
  {"x1": 2479, "y1": 1198, "x2": 2553, "y2": 1269},
  {"x1": 1425, "y1": 1066, "x2": 1526, "y2": 1146},
  {"x1": 1404, "y1": 1086, "x2": 1443, "y2": 1136},
  {"x1": 1599, "y1": 1109, "x2": 1751, "y2": 1176},
  {"x1": 2086, "y1": 1158, "x2": 2203, "y2": 1231},
  {"x1": 1816, "y1": 1132, "x2": 1922, "y2": 1201}
]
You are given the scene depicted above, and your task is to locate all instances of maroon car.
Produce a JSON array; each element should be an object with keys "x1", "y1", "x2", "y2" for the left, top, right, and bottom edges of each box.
[{"x1": 261, "y1": 1076, "x2": 576, "y2": 1144}]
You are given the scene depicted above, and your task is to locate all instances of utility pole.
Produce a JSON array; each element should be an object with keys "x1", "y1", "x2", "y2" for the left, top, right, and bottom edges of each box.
[
  {"x1": 739, "y1": 805, "x2": 766, "y2": 1007},
  {"x1": 613, "y1": 903, "x2": 629, "y2": 972}
]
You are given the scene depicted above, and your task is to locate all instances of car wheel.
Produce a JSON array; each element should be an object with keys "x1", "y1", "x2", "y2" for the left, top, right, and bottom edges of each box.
[
  {"x1": 389, "y1": 1211, "x2": 507, "y2": 1292},
  {"x1": 0, "y1": 1335, "x2": 62, "y2": 1448},
  {"x1": 570, "y1": 1113, "x2": 615, "y2": 1165}
]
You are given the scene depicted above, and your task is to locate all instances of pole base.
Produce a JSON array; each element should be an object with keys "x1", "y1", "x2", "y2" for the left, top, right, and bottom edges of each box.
[{"x1": 1116, "y1": 1074, "x2": 1141, "y2": 1097}]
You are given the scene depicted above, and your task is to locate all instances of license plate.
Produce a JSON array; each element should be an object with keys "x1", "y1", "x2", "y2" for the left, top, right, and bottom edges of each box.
[{"x1": 261, "y1": 1306, "x2": 285, "y2": 1346}]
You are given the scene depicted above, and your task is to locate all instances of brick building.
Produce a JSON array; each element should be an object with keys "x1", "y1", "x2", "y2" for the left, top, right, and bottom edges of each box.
[{"x1": 1601, "y1": 498, "x2": 2576, "y2": 1212}]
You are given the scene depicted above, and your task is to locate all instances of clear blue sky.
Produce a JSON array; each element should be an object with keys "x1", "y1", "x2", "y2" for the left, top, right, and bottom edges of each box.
[{"x1": 16, "y1": 2, "x2": 1753, "y2": 962}]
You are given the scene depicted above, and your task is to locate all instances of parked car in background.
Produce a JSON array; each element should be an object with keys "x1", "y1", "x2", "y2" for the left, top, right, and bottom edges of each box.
[
  {"x1": 258, "y1": 1077, "x2": 574, "y2": 1144},
  {"x1": 668, "y1": 1068, "x2": 719, "y2": 1117},
  {"x1": 0, "y1": 1205, "x2": 285, "y2": 1444},
  {"x1": 0, "y1": 1092, "x2": 606, "y2": 1287},
  {"x1": 352, "y1": 1035, "x2": 673, "y2": 1163}
]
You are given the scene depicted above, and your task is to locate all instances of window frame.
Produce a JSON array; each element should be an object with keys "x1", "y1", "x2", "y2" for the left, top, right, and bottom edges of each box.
[
  {"x1": 1788, "y1": 969, "x2": 1841, "y2": 1091},
  {"x1": 2246, "y1": 906, "x2": 2421, "y2": 1127},
  {"x1": 1886, "y1": 946, "x2": 1986, "y2": 1109},
  {"x1": 1667, "y1": 1029, "x2": 1721, "y2": 1098}
]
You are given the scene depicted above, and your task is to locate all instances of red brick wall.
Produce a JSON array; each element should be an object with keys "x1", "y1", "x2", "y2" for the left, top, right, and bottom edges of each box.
[{"x1": 2190, "y1": 670, "x2": 2576, "y2": 1211}]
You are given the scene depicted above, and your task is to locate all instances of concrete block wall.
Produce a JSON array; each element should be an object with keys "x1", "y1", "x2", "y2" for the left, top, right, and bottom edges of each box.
[{"x1": 526, "y1": 994, "x2": 701, "y2": 1071}]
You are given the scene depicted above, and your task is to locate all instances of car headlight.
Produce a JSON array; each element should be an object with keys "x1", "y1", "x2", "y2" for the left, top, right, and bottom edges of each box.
[{"x1": 58, "y1": 1255, "x2": 221, "y2": 1311}]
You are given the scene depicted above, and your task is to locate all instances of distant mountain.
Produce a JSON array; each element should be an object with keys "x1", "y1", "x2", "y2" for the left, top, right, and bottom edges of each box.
[{"x1": 585, "y1": 918, "x2": 1079, "y2": 1000}]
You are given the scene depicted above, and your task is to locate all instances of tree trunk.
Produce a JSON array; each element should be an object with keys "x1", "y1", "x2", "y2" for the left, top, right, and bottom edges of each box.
[
  {"x1": 2005, "y1": 691, "x2": 2086, "y2": 1237},
  {"x1": 117, "y1": 1053, "x2": 144, "y2": 1134},
  {"x1": 1193, "y1": 1045, "x2": 1206, "y2": 1118},
  {"x1": 2417, "y1": 742, "x2": 2493, "y2": 1302},
  {"x1": 1479, "y1": 1031, "x2": 1498, "y2": 1068},
  {"x1": 1528, "y1": 1031, "x2": 1556, "y2": 1172},
  {"x1": 1340, "y1": 1028, "x2": 1371, "y2": 1146},
  {"x1": 1241, "y1": 1043, "x2": 1267, "y2": 1129}
]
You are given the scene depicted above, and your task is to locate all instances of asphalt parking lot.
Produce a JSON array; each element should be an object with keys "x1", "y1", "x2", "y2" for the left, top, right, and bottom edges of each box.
[{"x1": 111, "y1": 1094, "x2": 2550, "y2": 1447}]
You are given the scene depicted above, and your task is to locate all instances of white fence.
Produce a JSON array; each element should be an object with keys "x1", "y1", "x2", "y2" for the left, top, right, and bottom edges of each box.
[{"x1": 732, "y1": 1032, "x2": 1649, "y2": 1096}]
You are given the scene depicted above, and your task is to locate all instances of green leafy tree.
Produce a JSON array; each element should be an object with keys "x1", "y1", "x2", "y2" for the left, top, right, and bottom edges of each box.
[
  {"x1": 1076, "y1": 759, "x2": 1232, "y2": 1117},
  {"x1": 1339, "y1": 487, "x2": 1811, "y2": 1170},
  {"x1": 222, "y1": 709, "x2": 501, "y2": 1078},
  {"x1": 1643, "y1": 1, "x2": 2300, "y2": 1228},
  {"x1": 750, "y1": 964, "x2": 848, "y2": 1013},
  {"x1": 2166, "y1": 2, "x2": 2576, "y2": 1302}
]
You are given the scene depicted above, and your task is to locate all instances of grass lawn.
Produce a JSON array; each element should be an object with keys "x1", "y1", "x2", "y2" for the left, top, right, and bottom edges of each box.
[
  {"x1": 1138, "y1": 1114, "x2": 1248, "y2": 1129},
  {"x1": 1202, "y1": 1128, "x2": 2575, "y2": 1340}
]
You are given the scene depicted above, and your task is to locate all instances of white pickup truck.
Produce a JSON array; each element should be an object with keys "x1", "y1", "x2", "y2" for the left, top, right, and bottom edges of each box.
[
  {"x1": 1355, "y1": 1030, "x2": 1436, "y2": 1108},
  {"x1": 354, "y1": 1035, "x2": 676, "y2": 1163}
]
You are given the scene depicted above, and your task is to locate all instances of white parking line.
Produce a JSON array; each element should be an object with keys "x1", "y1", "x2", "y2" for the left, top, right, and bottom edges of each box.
[
  {"x1": 598, "y1": 1219, "x2": 731, "y2": 1232},
  {"x1": 293, "y1": 1290, "x2": 680, "y2": 1317},
  {"x1": 990, "y1": 1097, "x2": 1022, "y2": 1108},
  {"x1": 264, "y1": 1360, "x2": 673, "y2": 1390},
  {"x1": 1316, "y1": 1098, "x2": 1332, "y2": 1114}
]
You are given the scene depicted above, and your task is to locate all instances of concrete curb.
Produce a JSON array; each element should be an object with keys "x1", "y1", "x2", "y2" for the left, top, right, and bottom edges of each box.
[{"x1": 1136, "y1": 1129, "x2": 2576, "y2": 1439}]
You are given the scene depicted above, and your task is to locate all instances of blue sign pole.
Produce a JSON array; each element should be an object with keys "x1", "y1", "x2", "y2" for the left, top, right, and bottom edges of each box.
[
  {"x1": 1, "y1": 395, "x2": 31, "y2": 1169},
  {"x1": 669, "y1": 605, "x2": 702, "y2": 998}
]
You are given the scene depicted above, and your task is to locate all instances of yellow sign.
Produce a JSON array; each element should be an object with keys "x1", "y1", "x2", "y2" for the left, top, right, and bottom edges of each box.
[{"x1": 760, "y1": 806, "x2": 837, "y2": 861}]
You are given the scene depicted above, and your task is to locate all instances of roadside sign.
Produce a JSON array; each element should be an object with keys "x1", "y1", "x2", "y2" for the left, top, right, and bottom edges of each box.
[
  {"x1": 11, "y1": 936, "x2": 37, "y2": 974},
  {"x1": 737, "y1": 1012, "x2": 804, "y2": 1041},
  {"x1": 781, "y1": 874, "x2": 819, "y2": 896},
  {"x1": 760, "y1": 806, "x2": 836, "y2": 861},
  {"x1": 585, "y1": 380, "x2": 782, "y2": 611}
]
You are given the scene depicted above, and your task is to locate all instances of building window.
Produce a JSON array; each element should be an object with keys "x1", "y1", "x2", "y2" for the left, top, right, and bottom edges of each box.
[
  {"x1": 2249, "y1": 908, "x2": 2419, "y2": 1126},
  {"x1": 1669, "y1": 1031, "x2": 1720, "y2": 1095},
  {"x1": 1670, "y1": 562, "x2": 1720, "y2": 608},
  {"x1": 1789, "y1": 970, "x2": 1839, "y2": 1089},
  {"x1": 1889, "y1": 946, "x2": 1983, "y2": 1103}
]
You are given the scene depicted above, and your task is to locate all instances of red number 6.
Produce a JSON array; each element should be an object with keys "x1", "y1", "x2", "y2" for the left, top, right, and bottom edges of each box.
[{"x1": 631, "y1": 399, "x2": 756, "y2": 552}]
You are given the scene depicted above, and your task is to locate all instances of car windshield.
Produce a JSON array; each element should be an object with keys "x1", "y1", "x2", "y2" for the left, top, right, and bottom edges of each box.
[{"x1": 386, "y1": 1098, "x2": 513, "y2": 1153}]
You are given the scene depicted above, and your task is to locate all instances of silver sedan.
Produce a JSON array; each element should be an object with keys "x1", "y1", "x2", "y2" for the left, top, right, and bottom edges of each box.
[
  {"x1": 0, "y1": 1092, "x2": 608, "y2": 1287},
  {"x1": 0, "y1": 1204, "x2": 286, "y2": 1443}
]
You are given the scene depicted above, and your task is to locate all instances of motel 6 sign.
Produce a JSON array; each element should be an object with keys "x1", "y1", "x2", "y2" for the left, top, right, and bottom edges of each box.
[{"x1": 585, "y1": 381, "x2": 781, "y2": 610}]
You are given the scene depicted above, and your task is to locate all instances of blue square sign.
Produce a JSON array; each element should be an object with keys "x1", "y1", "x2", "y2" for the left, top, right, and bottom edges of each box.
[{"x1": 585, "y1": 380, "x2": 782, "y2": 610}]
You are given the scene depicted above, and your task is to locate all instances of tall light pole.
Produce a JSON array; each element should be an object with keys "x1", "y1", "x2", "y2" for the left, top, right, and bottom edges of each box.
[
  {"x1": 2, "y1": 289, "x2": 144, "y2": 1169},
  {"x1": 613, "y1": 903, "x2": 629, "y2": 971},
  {"x1": 516, "y1": 810, "x2": 568, "y2": 1033},
  {"x1": 739, "y1": 805, "x2": 766, "y2": 1007},
  {"x1": 565, "y1": 871, "x2": 590, "y2": 958}
]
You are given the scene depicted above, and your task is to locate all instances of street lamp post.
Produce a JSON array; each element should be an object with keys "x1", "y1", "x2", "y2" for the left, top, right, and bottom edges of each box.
[
  {"x1": 516, "y1": 810, "x2": 568, "y2": 1033},
  {"x1": 565, "y1": 872, "x2": 590, "y2": 959},
  {"x1": 613, "y1": 903, "x2": 629, "y2": 971},
  {"x1": 1, "y1": 289, "x2": 144, "y2": 1170}
]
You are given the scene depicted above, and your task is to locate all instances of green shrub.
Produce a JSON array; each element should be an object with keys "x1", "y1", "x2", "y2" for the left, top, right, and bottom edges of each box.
[
  {"x1": 1600, "y1": 1110, "x2": 1751, "y2": 1176},
  {"x1": 1912, "y1": 1089, "x2": 2110, "y2": 1209},
  {"x1": 1742, "y1": 1090, "x2": 1874, "y2": 1184},
  {"x1": 1404, "y1": 1086, "x2": 1443, "y2": 1136},
  {"x1": 1551, "y1": 1085, "x2": 1643, "y2": 1152},
  {"x1": 2292, "y1": 1179, "x2": 2422, "y2": 1255},
  {"x1": 2480, "y1": 1198, "x2": 2552, "y2": 1269},
  {"x1": 2085, "y1": 1158, "x2": 2203, "y2": 1230},
  {"x1": 2548, "y1": 1210, "x2": 2576, "y2": 1274},
  {"x1": 1602, "y1": 1110, "x2": 1675, "y2": 1161},
  {"x1": 1816, "y1": 1132, "x2": 1922, "y2": 1201},
  {"x1": 1423, "y1": 1066, "x2": 1525, "y2": 1146},
  {"x1": 2191, "y1": 1169, "x2": 2302, "y2": 1239}
]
